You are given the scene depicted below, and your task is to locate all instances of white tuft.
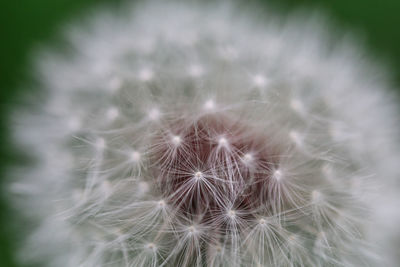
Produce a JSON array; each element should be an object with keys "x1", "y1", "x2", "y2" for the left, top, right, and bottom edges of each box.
[{"x1": 9, "y1": 1, "x2": 400, "y2": 267}]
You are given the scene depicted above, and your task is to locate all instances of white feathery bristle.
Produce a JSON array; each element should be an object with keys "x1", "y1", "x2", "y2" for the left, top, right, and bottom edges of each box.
[{"x1": 9, "y1": 1, "x2": 400, "y2": 267}]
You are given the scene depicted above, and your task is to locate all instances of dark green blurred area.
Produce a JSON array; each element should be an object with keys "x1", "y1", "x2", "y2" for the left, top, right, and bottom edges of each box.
[{"x1": 0, "y1": 0, "x2": 399, "y2": 266}]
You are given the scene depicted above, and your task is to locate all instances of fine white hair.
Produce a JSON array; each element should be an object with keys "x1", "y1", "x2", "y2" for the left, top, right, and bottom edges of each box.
[{"x1": 10, "y1": 1, "x2": 400, "y2": 266}]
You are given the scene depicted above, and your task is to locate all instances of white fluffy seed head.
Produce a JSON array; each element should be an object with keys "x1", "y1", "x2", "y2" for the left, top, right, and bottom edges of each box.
[{"x1": 9, "y1": 1, "x2": 400, "y2": 267}]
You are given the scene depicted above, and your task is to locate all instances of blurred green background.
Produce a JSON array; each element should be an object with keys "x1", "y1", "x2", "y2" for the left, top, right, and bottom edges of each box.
[{"x1": 1, "y1": 0, "x2": 399, "y2": 266}]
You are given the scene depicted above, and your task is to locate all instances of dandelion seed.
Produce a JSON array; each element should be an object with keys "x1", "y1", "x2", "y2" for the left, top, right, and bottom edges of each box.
[
  {"x1": 138, "y1": 181, "x2": 149, "y2": 194},
  {"x1": 194, "y1": 171, "x2": 203, "y2": 181},
  {"x1": 188, "y1": 64, "x2": 204, "y2": 77},
  {"x1": 158, "y1": 200, "x2": 166, "y2": 207},
  {"x1": 148, "y1": 108, "x2": 161, "y2": 121},
  {"x1": 242, "y1": 153, "x2": 253, "y2": 164},
  {"x1": 95, "y1": 138, "x2": 106, "y2": 150},
  {"x1": 67, "y1": 117, "x2": 81, "y2": 132},
  {"x1": 187, "y1": 225, "x2": 198, "y2": 234},
  {"x1": 146, "y1": 242, "x2": 157, "y2": 252},
  {"x1": 171, "y1": 135, "x2": 181, "y2": 146},
  {"x1": 105, "y1": 107, "x2": 119, "y2": 121},
  {"x1": 108, "y1": 76, "x2": 122, "y2": 92},
  {"x1": 289, "y1": 131, "x2": 302, "y2": 146},
  {"x1": 273, "y1": 169, "x2": 283, "y2": 181},
  {"x1": 312, "y1": 190, "x2": 322, "y2": 203},
  {"x1": 290, "y1": 99, "x2": 305, "y2": 115},
  {"x1": 203, "y1": 99, "x2": 215, "y2": 110},
  {"x1": 130, "y1": 151, "x2": 141, "y2": 162},
  {"x1": 101, "y1": 180, "x2": 112, "y2": 197},
  {"x1": 138, "y1": 68, "x2": 154, "y2": 82},
  {"x1": 252, "y1": 74, "x2": 267, "y2": 87},
  {"x1": 218, "y1": 137, "x2": 229, "y2": 148},
  {"x1": 227, "y1": 209, "x2": 236, "y2": 219},
  {"x1": 219, "y1": 45, "x2": 238, "y2": 61}
]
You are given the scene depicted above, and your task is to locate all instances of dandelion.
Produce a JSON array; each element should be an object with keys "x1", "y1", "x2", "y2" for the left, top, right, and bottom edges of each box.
[{"x1": 10, "y1": 1, "x2": 400, "y2": 266}]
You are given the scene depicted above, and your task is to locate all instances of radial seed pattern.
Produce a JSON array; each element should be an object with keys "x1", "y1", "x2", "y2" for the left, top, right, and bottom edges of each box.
[{"x1": 11, "y1": 1, "x2": 400, "y2": 267}]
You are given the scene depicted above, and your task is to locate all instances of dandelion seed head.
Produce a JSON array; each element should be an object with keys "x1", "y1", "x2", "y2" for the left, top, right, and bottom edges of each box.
[{"x1": 10, "y1": 1, "x2": 400, "y2": 267}]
